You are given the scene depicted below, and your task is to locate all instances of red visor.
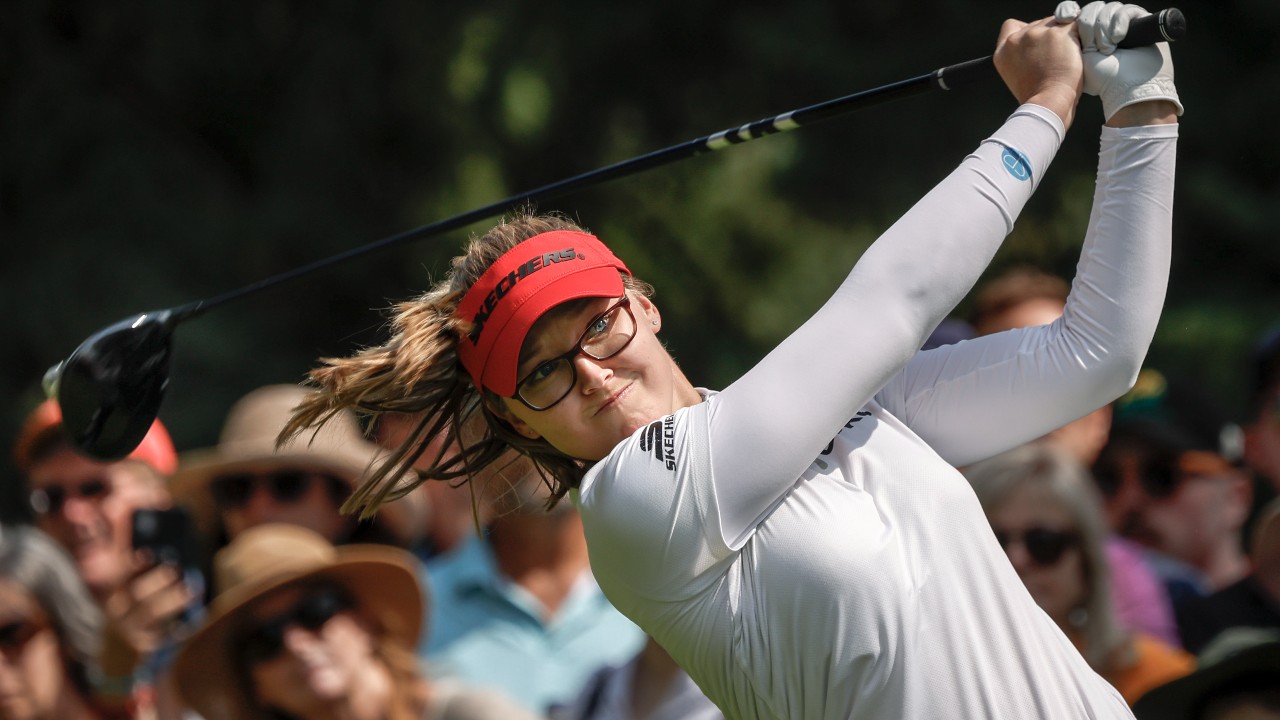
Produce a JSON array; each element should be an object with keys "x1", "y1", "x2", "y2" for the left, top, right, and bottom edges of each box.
[{"x1": 455, "y1": 231, "x2": 630, "y2": 397}]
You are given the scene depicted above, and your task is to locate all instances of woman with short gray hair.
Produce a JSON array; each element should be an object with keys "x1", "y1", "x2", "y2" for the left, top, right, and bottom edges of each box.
[{"x1": 0, "y1": 523, "x2": 108, "y2": 719}]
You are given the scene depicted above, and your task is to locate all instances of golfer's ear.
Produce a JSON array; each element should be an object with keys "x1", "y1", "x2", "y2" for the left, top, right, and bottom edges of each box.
[
  {"x1": 634, "y1": 294, "x2": 661, "y2": 332},
  {"x1": 485, "y1": 396, "x2": 542, "y2": 440}
]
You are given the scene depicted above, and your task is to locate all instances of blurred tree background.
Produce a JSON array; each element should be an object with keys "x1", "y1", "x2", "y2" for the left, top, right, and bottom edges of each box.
[{"x1": 2, "y1": 0, "x2": 1277, "y2": 520}]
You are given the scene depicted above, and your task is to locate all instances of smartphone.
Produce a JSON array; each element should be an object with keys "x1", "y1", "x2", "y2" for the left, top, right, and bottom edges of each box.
[{"x1": 130, "y1": 506, "x2": 197, "y2": 572}]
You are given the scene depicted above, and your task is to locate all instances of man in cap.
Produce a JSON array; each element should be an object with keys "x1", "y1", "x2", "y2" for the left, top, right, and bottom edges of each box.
[
  {"x1": 1093, "y1": 369, "x2": 1253, "y2": 612},
  {"x1": 13, "y1": 398, "x2": 196, "y2": 718}
]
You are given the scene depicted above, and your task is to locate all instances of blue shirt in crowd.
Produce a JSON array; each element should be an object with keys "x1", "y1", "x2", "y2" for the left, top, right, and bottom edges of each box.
[{"x1": 421, "y1": 534, "x2": 646, "y2": 714}]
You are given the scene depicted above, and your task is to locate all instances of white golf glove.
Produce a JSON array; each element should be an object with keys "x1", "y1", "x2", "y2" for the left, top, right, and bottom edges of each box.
[{"x1": 1055, "y1": 0, "x2": 1183, "y2": 120}]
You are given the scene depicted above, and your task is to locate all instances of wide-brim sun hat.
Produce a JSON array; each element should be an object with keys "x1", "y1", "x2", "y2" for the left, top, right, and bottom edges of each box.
[
  {"x1": 172, "y1": 523, "x2": 424, "y2": 720},
  {"x1": 170, "y1": 384, "x2": 417, "y2": 537}
]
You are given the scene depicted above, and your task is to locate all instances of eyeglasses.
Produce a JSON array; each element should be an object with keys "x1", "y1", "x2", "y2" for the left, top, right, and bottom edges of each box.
[
  {"x1": 992, "y1": 527, "x2": 1080, "y2": 567},
  {"x1": 209, "y1": 470, "x2": 346, "y2": 511},
  {"x1": 515, "y1": 296, "x2": 637, "y2": 411},
  {"x1": 0, "y1": 618, "x2": 45, "y2": 654},
  {"x1": 28, "y1": 478, "x2": 112, "y2": 516},
  {"x1": 239, "y1": 586, "x2": 352, "y2": 664}
]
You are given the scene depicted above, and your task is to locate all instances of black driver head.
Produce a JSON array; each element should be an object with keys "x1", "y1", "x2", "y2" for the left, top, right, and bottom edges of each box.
[{"x1": 45, "y1": 309, "x2": 178, "y2": 461}]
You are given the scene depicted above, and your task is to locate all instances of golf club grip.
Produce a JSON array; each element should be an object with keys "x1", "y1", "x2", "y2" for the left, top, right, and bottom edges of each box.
[{"x1": 933, "y1": 7, "x2": 1185, "y2": 90}]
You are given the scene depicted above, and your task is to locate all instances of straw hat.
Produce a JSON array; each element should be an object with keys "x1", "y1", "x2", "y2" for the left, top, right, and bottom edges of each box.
[
  {"x1": 171, "y1": 384, "x2": 422, "y2": 539},
  {"x1": 173, "y1": 523, "x2": 424, "y2": 720}
]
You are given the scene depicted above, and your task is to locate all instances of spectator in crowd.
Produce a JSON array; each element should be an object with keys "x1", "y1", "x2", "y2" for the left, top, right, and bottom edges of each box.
[
  {"x1": 424, "y1": 457, "x2": 644, "y2": 715},
  {"x1": 552, "y1": 635, "x2": 723, "y2": 720},
  {"x1": 1176, "y1": 496, "x2": 1280, "y2": 654},
  {"x1": 374, "y1": 412, "x2": 484, "y2": 561},
  {"x1": 173, "y1": 523, "x2": 538, "y2": 720},
  {"x1": 171, "y1": 384, "x2": 430, "y2": 558},
  {"x1": 1094, "y1": 369, "x2": 1253, "y2": 609},
  {"x1": 964, "y1": 442, "x2": 1194, "y2": 704},
  {"x1": 0, "y1": 523, "x2": 111, "y2": 720},
  {"x1": 1133, "y1": 627, "x2": 1280, "y2": 720},
  {"x1": 1242, "y1": 326, "x2": 1280, "y2": 512},
  {"x1": 13, "y1": 400, "x2": 195, "y2": 718},
  {"x1": 968, "y1": 265, "x2": 1179, "y2": 645}
]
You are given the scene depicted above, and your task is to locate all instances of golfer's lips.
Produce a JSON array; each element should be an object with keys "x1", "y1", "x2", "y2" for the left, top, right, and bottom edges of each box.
[{"x1": 592, "y1": 382, "x2": 633, "y2": 416}]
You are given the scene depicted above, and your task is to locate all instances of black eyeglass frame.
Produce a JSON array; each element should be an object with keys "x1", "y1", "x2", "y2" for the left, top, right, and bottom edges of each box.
[{"x1": 513, "y1": 296, "x2": 637, "y2": 412}]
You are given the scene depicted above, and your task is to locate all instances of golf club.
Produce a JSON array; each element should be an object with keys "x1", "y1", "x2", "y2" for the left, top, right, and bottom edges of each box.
[{"x1": 43, "y1": 9, "x2": 1186, "y2": 461}]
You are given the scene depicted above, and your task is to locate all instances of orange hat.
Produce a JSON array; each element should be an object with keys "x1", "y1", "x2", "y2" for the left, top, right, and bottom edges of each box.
[{"x1": 13, "y1": 399, "x2": 178, "y2": 475}]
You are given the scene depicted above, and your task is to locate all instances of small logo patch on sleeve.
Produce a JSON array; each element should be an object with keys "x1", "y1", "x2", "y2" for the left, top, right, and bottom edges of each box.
[{"x1": 1001, "y1": 146, "x2": 1032, "y2": 182}]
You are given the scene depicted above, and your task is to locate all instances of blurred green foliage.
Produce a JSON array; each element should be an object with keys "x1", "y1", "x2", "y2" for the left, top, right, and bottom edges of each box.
[{"x1": 3, "y1": 0, "x2": 1277, "y2": 519}]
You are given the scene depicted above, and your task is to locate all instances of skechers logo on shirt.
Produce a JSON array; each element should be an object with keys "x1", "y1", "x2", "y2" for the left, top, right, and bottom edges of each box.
[
  {"x1": 466, "y1": 247, "x2": 583, "y2": 344},
  {"x1": 639, "y1": 415, "x2": 677, "y2": 471},
  {"x1": 1001, "y1": 146, "x2": 1031, "y2": 182}
]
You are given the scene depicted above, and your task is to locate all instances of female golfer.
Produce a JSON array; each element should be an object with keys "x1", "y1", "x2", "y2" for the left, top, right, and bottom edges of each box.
[{"x1": 288, "y1": 4, "x2": 1181, "y2": 717}]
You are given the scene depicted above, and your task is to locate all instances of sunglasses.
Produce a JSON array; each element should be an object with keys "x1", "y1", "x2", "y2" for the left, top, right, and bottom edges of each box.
[
  {"x1": 28, "y1": 478, "x2": 112, "y2": 516},
  {"x1": 1092, "y1": 461, "x2": 1182, "y2": 499},
  {"x1": 0, "y1": 618, "x2": 45, "y2": 654},
  {"x1": 515, "y1": 296, "x2": 637, "y2": 411},
  {"x1": 209, "y1": 471, "x2": 346, "y2": 511},
  {"x1": 992, "y1": 527, "x2": 1079, "y2": 567},
  {"x1": 1094, "y1": 447, "x2": 1235, "y2": 500},
  {"x1": 239, "y1": 586, "x2": 352, "y2": 664}
]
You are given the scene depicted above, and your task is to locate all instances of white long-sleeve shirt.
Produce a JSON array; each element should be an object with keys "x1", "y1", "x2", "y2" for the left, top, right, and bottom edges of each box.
[{"x1": 573, "y1": 104, "x2": 1177, "y2": 719}]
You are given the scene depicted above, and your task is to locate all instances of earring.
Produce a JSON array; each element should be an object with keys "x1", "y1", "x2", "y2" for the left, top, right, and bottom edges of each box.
[{"x1": 651, "y1": 320, "x2": 659, "y2": 325}]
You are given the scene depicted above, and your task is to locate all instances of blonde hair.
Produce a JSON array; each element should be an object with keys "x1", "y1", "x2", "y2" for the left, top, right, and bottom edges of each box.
[{"x1": 282, "y1": 212, "x2": 652, "y2": 517}]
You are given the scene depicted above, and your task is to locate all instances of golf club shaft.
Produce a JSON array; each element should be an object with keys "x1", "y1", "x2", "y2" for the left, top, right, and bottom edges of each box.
[{"x1": 176, "y1": 8, "x2": 1186, "y2": 322}]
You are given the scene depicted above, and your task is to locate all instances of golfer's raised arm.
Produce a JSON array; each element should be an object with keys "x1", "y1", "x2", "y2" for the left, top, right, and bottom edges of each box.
[
  {"x1": 700, "y1": 19, "x2": 1085, "y2": 542},
  {"x1": 876, "y1": 5, "x2": 1181, "y2": 467}
]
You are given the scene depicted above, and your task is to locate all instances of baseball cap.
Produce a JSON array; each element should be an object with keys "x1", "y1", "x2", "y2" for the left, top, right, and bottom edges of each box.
[{"x1": 1109, "y1": 369, "x2": 1244, "y2": 463}]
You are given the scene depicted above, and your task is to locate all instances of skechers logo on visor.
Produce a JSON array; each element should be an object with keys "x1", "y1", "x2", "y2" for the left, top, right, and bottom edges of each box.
[{"x1": 466, "y1": 248, "x2": 584, "y2": 344}]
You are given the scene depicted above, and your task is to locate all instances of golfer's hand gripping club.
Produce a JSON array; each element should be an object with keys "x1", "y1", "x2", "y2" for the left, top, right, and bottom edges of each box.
[
  {"x1": 1056, "y1": 1, "x2": 1183, "y2": 120},
  {"x1": 933, "y1": 6, "x2": 1185, "y2": 96}
]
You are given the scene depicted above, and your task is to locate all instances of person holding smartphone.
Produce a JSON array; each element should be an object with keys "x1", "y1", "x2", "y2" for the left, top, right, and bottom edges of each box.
[{"x1": 13, "y1": 399, "x2": 200, "y2": 720}]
